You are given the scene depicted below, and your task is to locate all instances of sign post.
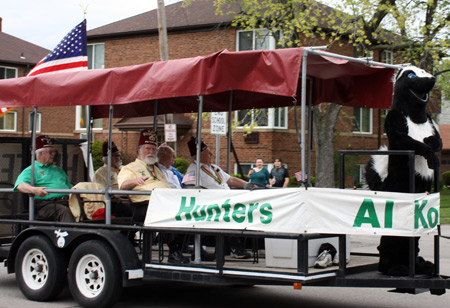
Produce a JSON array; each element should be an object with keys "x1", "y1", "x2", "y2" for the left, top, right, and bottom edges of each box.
[{"x1": 211, "y1": 112, "x2": 227, "y2": 165}]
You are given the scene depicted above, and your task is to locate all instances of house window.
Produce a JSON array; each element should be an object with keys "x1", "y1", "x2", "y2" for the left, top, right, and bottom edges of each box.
[
  {"x1": 236, "y1": 108, "x2": 287, "y2": 129},
  {"x1": 353, "y1": 107, "x2": 372, "y2": 133},
  {"x1": 0, "y1": 66, "x2": 17, "y2": 79},
  {"x1": 87, "y1": 43, "x2": 105, "y2": 69},
  {"x1": 28, "y1": 112, "x2": 42, "y2": 133},
  {"x1": 82, "y1": 43, "x2": 105, "y2": 130},
  {"x1": 354, "y1": 164, "x2": 365, "y2": 188},
  {"x1": 237, "y1": 29, "x2": 280, "y2": 51},
  {"x1": 382, "y1": 50, "x2": 394, "y2": 64},
  {"x1": 236, "y1": 29, "x2": 287, "y2": 129},
  {"x1": 76, "y1": 106, "x2": 103, "y2": 130},
  {"x1": 0, "y1": 111, "x2": 17, "y2": 131}
]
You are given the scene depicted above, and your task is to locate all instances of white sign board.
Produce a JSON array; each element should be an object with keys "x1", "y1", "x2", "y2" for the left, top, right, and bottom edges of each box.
[
  {"x1": 210, "y1": 112, "x2": 227, "y2": 136},
  {"x1": 145, "y1": 187, "x2": 439, "y2": 237},
  {"x1": 164, "y1": 124, "x2": 177, "y2": 142}
]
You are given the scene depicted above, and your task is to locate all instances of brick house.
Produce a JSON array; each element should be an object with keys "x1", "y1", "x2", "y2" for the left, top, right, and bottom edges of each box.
[
  {"x1": 0, "y1": 1, "x2": 421, "y2": 186},
  {"x1": 86, "y1": 0, "x2": 397, "y2": 185},
  {"x1": 0, "y1": 17, "x2": 50, "y2": 136}
]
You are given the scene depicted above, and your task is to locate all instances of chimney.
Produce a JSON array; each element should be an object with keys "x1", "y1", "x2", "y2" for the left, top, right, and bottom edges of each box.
[{"x1": 0, "y1": 17, "x2": 2, "y2": 32}]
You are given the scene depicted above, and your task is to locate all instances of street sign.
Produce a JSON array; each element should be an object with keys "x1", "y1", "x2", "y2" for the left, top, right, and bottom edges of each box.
[
  {"x1": 211, "y1": 112, "x2": 227, "y2": 136},
  {"x1": 164, "y1": 124, "x2": 177, "y2": 142}
]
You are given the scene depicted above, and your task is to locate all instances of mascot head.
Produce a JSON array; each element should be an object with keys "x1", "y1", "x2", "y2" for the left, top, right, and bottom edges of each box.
[{"x1": 392, "y1": 66, "x2": 435, "y2": 123}]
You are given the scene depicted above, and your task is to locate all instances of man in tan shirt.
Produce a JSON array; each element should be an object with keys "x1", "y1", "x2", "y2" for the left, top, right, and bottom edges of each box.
[
  {"x1": 94, "y1": 141, "x2": 132, "y2": 217},
  {"x1": 118, "y1": 130, "x2": 188, "y2": 264},
  {"x1": 118, "y1": 130, "x2": 169, "y2": 218}
]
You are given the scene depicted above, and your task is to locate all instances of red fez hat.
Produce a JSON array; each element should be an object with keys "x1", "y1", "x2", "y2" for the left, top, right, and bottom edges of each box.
[
  {"x1": 139, "y1": 129, "x2": 157, "y2": 146},
  {"x1": 187, "y1": 136, "x2": 207, "y2": 156},
  {"x1": 102, "y1": 141, "x2": 120, "y2": 157},
  {"x1": 36, "y1": 135, "x2": 53, "y2": 150}
]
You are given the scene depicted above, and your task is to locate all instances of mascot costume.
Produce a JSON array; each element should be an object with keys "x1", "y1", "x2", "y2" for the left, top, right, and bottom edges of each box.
[{"x1": 365, "y1": 66, "x2": 441, "y2": 276}]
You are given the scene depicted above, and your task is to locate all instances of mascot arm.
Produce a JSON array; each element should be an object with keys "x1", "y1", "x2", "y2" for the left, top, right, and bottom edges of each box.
[{"x1": 423, "y1": 116, "x2": 442, "y2": 152}]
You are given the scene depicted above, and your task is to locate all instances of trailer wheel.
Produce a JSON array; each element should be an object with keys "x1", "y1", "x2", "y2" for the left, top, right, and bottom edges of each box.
[
  {"x1": 15, "y1": 235, "x2": 66, "y2": 301},
  {"x1": 68, "y1": 240, "x2": 122, "y2": 308}
]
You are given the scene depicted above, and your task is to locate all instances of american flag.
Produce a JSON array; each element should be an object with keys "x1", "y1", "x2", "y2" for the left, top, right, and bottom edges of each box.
[
  {"x1": 0, "y1": 107, "x2": 14, "y2": 117},
  {"x1": 181, "y1": 171, "x2": 196, "y2": 184},
  {"x1": 27, "y1": 20, "x2": 87, "y2": 77}
]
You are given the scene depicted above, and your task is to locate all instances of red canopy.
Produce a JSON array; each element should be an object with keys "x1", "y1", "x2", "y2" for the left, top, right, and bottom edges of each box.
[{"x1": 0, "y1": 48, "x2": 394, "y2": 118}]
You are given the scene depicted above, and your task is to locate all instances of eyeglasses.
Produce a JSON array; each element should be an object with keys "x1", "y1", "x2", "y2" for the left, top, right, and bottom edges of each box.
[{"x1": 44, "y1": 150, "x2": 56, "y2": 154}]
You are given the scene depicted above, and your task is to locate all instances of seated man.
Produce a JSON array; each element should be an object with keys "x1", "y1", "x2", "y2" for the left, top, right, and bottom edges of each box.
[
  {"x1": 183, "y1": 137, "x2": 250, "y2": 259},
  {"x1": 14, "y1": 135, "x2": 75, "y2": 222},
  {"x1": 93, "y1": 140, "x2": 132, "y2": 217},
  {"x1": 156, "y1": 144, "x2": 184, "y2": 189},
  {"x1": 118, "y1": 130, "x2": 189, "y2": 264}
]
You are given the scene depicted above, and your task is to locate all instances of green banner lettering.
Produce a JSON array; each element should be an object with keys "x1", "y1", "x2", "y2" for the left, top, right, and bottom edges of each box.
[{"x1": 353, "y1": 199, "x2": 380, "y2": 228}]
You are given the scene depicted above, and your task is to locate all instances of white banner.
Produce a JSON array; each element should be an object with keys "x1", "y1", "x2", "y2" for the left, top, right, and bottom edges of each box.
[{"x1": 144, "y1": 187, "x2": 439, "y2": 236}]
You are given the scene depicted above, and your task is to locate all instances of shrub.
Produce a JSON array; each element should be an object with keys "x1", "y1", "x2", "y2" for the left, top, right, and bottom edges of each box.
[
  {"x1": 288, "y1": 175, "x2": 315, "y2": 187},
  {"x1": 175, "y1": 157, "x2": 190, "y2": 174},
  {"x1": 91, "y1": 140, "x2": 104, "y2": 171},
  {"x1": 231, "y1": 174, "x2": 249, "y2": 181},
  {"x1": 442, "y1": 171, "x2": 450, "y2": 187}
]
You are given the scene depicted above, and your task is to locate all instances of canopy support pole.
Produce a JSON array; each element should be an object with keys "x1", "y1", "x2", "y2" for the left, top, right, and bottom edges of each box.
[
  {"x1": 153, "y1": 100, "x2": 158, "y2": 132},
  {"x1": 194, "y1": 95, "x2": 204, "y2": 264},
  {"x1": 105, "y1": 104, "x2": 114, "y2": 225},
  {"x1": 29, "y1": 107, "x2": 38, "y2": 220},
  {"x1": 86, "y1": 106, "x2": 92, "y2": 182},
  {"x1": 300, "y1": 49, "x2": 309, "y2": 183},
  {"x1": 227, "y1": 90, "x2": 233, "y2": 174},
  {"x1": 307, "y1": 77, "x2": 314, "y2": 187}
]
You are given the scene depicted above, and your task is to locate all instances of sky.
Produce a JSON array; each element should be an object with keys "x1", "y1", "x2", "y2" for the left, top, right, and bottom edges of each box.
[{"x1": 1, "y1": 0, "x2": 181, "y2": 50}]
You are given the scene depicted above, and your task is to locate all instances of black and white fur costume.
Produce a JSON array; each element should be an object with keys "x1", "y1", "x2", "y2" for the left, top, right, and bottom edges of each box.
[{"x1": 365, "y1": 66, "x2": 441, "y2": 276}]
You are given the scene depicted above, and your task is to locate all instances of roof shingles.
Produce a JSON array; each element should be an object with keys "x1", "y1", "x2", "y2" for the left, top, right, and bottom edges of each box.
[{"x1": 0, "y1": 31, "x2": 49, "y2": 65}]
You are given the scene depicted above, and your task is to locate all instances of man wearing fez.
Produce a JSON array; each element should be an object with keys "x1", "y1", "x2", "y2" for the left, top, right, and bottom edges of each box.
[
  {"x1": 183, "y1": 137, "x2": 251, "y2": 259},
  {"x1": 14, "y1": 135, "x2": 75, "y2": 222},
  {"x1": 118, "y1": 130, "x2": 189, "y2": 264},
  {"x1": 94, "y1": 141, "x2": 123, "y2": 190},
  {"x1": 94, "y1": 140, "x2": 132, "y2": 217}
]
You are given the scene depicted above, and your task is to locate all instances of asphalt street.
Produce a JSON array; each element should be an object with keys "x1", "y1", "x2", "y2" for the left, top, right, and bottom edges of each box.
[{"x1": 0, "y1": 226, "x2": 449, "y2": 308}]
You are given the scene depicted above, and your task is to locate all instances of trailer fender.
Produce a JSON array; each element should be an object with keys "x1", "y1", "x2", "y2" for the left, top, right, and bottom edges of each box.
[{"x1": 7, "y1": 226, "x2": 142, "y2": 286}]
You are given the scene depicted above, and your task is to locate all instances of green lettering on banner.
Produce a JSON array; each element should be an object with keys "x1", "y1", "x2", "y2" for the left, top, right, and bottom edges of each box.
[
  {"x1": 232, "y1": 203, "x2": 246, "y2": 223},
  {"x1": 175, "y1": 197, "x2": 195, "y2": 221},
  {"x1": 415, "y1": 200, "x2": 428, "y2": 229},
  {"x1": 247, "y1": 203, "x2": 259, "y2": 223},
  {"x1": 207, "y1": 204, "x2": 221, "y2": 222},
  {"x1": 260, "y1": 203, "x2": 273, "y2": 224},
  {"x1": 384, "y1": 200, "x2": 394, "y2": 228},
  {"x1": 222, "y1": 199, "x2": 231, "y2": 222},
  {"x1": 353, "y1": 199, "x2": 380, "y2": 228},
  {"x1": 193, "y1": 205, "x2": 208, "y2": 221},
  {"x1": 427, "y1": 208, "x2": 439, "y2": 228}
]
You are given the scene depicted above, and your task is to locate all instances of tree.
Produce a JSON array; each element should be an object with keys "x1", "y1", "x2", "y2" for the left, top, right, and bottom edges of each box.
[
  {"x1": 184, "y1": 0, "x2": 449, "y2": 186},
  {"x1": 205, "y1": 0, "x2": 449, "y2": 186}
]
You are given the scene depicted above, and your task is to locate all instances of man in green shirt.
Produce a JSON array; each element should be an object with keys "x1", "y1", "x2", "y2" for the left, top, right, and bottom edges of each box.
[{"x1": 14, "y1": 135, "x2": 75, "y2": 222}]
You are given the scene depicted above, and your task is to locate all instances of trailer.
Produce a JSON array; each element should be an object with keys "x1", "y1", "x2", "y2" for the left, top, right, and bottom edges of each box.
[{"x1": 0, "y1": 47, "x2": 449, "y2": 308}]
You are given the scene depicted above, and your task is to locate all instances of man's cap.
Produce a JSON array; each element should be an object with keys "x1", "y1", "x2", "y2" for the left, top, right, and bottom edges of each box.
[
  {"x1": 187, "y1": 136, "x2": 207, "y2": 156},
  {"x1": 139, "y1": 129, "x2": 157, "y2": 146},
  {"x1": 36, "y1": 135, "x2": 53, "y2": 150},
  {"x1": 102, "y1": 141, "x2": 120, "y2": 157}
]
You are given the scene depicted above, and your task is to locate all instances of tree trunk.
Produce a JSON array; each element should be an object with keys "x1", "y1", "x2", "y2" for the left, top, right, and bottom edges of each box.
[{"x1": 313, "y1": 103, "x2": 342, "y2": 187}]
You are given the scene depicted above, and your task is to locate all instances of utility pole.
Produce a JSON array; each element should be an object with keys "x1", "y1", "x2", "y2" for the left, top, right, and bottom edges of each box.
[
  {"x1": 157, "y1": 0, "x2": 169, "y2": 61},
  {"x1": 157, "y1": 0, "x2": 174, "y2": 146}
]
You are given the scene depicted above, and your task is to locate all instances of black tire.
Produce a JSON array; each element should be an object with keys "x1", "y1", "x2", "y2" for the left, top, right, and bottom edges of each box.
[
  {"x1": 67, "y1": 240, "x2": 122, "y2": 308},
  {"x1": 15, "y1": 235, "x2": 67, "y2": 301}
]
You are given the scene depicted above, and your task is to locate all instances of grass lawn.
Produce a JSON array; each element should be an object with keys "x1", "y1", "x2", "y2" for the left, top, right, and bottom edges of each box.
[{"x1": 440, "y1": 187, "x2": 450, "y2": 224}]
